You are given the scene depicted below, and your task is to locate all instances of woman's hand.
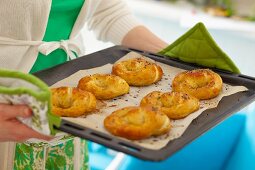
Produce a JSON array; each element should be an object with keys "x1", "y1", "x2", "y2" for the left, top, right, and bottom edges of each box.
[
  {"x1": 0, "y1": 104, "x2": 52, "y2": 142},
  {"x1": 122, "y1": 26, "x2": 168, "y2": 53}
]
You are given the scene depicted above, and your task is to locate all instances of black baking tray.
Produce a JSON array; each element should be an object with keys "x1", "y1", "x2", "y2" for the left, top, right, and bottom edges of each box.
[{"x1": 34, "y1": 45, "x2": 255, "y2": 161}]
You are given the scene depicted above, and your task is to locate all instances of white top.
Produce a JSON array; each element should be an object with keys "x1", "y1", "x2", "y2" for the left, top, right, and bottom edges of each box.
[
  {"x1": 0, "y1": 0, "x2": 141, "y2": 72},
  {"x1": 0, "y1": 1, "x2": 141, "y2": 169}
]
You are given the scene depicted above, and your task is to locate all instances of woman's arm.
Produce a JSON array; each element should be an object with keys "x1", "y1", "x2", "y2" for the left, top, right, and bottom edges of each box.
[
  {"x1": 87, "y1": 0, "x2": 142, "y2": 44},
  {"x1": 87, "y1": 0, "x2": 167, "y2": 53},
  {"x1": 121, "y1": 26, "x2": 168, "y2": 53}
]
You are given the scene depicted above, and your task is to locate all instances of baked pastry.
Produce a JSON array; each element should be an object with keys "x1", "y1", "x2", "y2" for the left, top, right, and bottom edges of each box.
[
  {"x1": 51, "y1": 87, "x2": 97, "y2": 117},
  {"x1": 172, "y1": 69, "x2": 223, "y2": 100},
  {"x1": 112, "y1": 58, "x2": 163, "y2": 86},
  {"x1": 77, "y1": 74, "x2": 129, "y2": 100},
  {"x1": 140, "y1": 91, "x2": 200, "y2": 119},
  {"x1": 104, "y1": 106, "x2": 171, "y2": 140}
]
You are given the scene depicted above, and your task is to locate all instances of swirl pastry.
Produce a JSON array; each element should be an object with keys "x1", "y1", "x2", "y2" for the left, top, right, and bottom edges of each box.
[
  {"x1": 77, "y1": 74, "x2": 129, "y2": 100},
  {"x1": 112, "y1": 58, "x2": 163, "y2": 86},
  {"x1": 172, "y1": 69, "x2": 223, "y2": 100},
  {"x1": 104, "y1": 106, "x2": 171, "y2": 140},
  {"x1": 51, "y1": 87, "x2": 97, "y2": 117},
  {"x1": 140, "y1": 91, "x2": 199, "y2": 119}
]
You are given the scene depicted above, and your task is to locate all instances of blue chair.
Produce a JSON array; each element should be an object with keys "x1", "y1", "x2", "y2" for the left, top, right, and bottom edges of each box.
[
  {"x1": 119, "y1": 113, "x2": 247, "y2": 170},
  {"x1": 224, "y1": 110, "x2": 255, "y2": 170},
  {"x1": 88, "y1": 142, "x2": 116, "y2": 170},
  {"x1": 89, "y1": 106, "x2": 255, "y2": 170}
]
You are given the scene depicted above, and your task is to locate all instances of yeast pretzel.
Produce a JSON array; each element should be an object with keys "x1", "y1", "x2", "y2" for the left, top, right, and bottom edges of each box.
[
  {"x1": 172, "y1": 69, "x2": 223, "y2": 100},
  {"x1": 77, "y1": 74, "x2": 129, "y2": 100},
  {"x1": 51, "y1": 87, "x2": 97, "y2": 117},
  {"x1": 140, "y1": 91, "x2": 200, "y2": 119},
  {"x1": 104, "y1": 106, "x2": 171, "y2": 140},
  {"x1": 112, "y1": 58, "x2": 163, "y2": 86}
]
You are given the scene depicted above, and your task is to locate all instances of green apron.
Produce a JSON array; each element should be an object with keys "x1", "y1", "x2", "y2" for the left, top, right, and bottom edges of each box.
[
  {"x1": 30, "y1": 0, "x2": 84, "y2": 73},
  {"x1": 14, "y1": 1, "x2": 89, "y2": 169}
]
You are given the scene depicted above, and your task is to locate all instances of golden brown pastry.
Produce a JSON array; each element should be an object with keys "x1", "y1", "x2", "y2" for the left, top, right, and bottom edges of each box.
[
  {"x1": 104, "y1": 106, "x2": 171, "y2": 140},
  {"x1": 51, "y1": 87, "x2": 97, "y2": 117},
  {"x1": 172, "y1": 69, "x2": 223, "y2": 100},
  {"x1": 77, "y1": 74, "x2": 129, "y2": 100},
  {"x1": 140, "y1": 91, "x2": 200, "y2": 119},
  {"x1": 112, "y1": 58, "x2": 163, "y2": 86}
]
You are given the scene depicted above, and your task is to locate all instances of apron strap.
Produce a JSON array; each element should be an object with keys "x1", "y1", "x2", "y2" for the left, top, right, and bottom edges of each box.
[{"x1": 0, "y1": 36, "x2": 81, "y2": 60}]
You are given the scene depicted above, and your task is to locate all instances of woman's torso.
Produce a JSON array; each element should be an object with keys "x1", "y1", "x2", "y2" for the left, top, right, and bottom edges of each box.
[{"x1": 0, "y1": 0, "x2": 87, "y2": 73}]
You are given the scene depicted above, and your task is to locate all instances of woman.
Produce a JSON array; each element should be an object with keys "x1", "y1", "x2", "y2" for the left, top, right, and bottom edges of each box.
[{"x1": 0, "y1": 0, "x2": 167, "y2": 169}]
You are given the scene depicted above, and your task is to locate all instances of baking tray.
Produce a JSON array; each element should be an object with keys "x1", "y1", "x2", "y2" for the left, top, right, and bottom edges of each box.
[{"x1": 34, "y1": 45, "x2": 255, "y2": 161}]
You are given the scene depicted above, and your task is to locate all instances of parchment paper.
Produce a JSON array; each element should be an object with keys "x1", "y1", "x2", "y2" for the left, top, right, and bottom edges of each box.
[{"x1": 52, "y1": 52, "x2": 248, "y2": 150}]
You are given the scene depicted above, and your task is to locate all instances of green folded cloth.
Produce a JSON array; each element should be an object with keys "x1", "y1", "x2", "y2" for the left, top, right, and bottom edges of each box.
[
  {"x1": 0, "y1": 69, "x2": 60, "y2": 136},
  {"x1": 159, "y1": 22, "x2": 240, "y2": 73},
  {"x1": 0, "y1": 70, "x2": 89, "y2": 170}
]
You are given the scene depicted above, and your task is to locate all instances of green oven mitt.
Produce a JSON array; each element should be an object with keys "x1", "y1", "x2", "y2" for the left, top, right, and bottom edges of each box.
[
  {"x1": 0, "y1": 69, "x2": 60, "y2": 136},
  {"x1": 159, "y1": 22, "x2": 240, "y2": 73}
]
